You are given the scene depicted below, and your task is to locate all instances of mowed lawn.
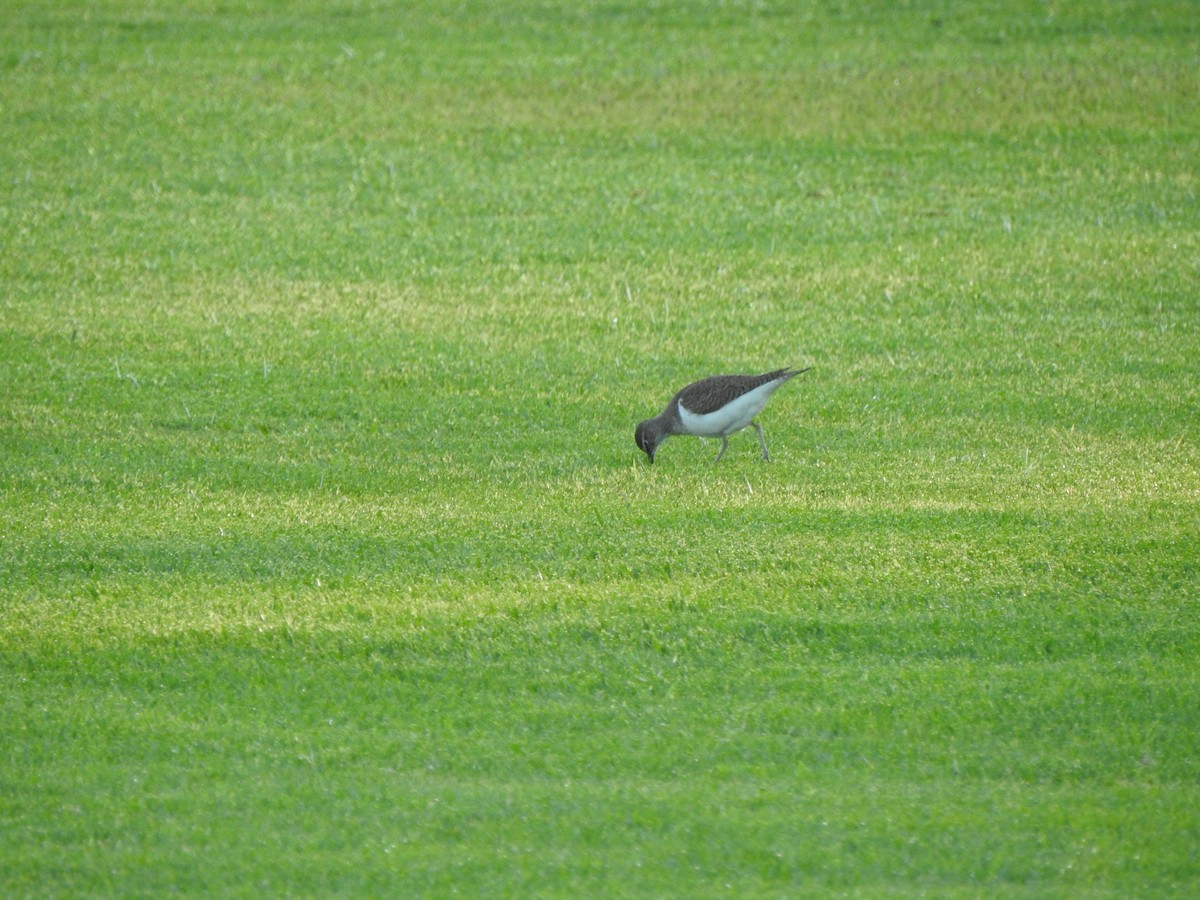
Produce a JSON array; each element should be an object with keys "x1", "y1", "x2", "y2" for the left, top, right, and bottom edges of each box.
[{"x1": 3, "y1": 0, "x2": 1199, "y2": 895}]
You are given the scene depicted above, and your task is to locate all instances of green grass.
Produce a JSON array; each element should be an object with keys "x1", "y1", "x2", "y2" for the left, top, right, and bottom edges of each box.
[{"x1": 3, "y1": 0, "x2": 1199, "y2": 895}]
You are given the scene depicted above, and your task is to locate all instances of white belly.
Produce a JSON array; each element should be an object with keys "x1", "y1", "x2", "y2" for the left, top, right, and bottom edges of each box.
[{"x1": 677, "y1": 381, "x2": 777, "y2": 437}]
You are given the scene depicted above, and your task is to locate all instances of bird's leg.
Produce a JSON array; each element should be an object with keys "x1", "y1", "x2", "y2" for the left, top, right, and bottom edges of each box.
[
  {"x1": 752, "y1": 421, "x2": 770, "y2": 460},
  {"x1": 712, "y1": 435, "x2": 730, "y2": 463}
]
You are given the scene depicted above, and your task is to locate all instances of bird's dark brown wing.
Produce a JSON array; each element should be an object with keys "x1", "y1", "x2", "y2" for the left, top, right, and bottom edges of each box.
[{"x1": 674, "y1": 368, "x2": 803, "y2": 415}]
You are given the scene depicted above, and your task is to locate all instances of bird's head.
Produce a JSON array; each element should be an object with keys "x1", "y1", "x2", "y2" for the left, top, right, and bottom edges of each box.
[{"x1": 635, "y1": 420, "x2": 661, "y2": 463}]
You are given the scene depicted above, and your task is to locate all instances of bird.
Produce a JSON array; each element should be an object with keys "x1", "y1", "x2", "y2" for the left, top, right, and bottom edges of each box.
[{"x1": 635, "y1": 367, "x2": 809, "y2": 464}]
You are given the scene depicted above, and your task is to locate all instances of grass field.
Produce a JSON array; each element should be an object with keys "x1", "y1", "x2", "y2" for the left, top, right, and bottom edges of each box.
[{"x1": 3, "y1": 0, "x2": 1199, "y2": 895}]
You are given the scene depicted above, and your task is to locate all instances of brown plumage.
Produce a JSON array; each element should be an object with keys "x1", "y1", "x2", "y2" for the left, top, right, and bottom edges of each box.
[{"x1": 635, "y1": 367, "x2": 809, "y2": 463}]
